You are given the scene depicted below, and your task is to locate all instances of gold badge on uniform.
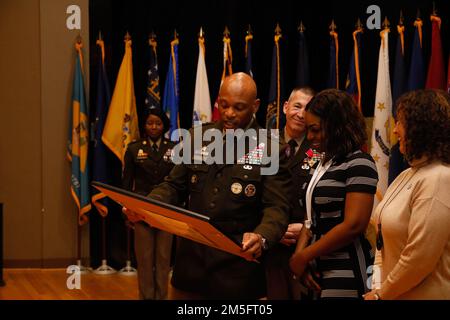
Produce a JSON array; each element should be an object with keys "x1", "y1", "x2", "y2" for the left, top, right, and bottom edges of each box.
[
  {"x1": 191, "y1": 174, "x2": 198, "y2": 184},
  {"x1": 231, "y1": 182, "x2": 243, "y2": 195},
  {"x1": 245, "y1": 184, "x2": 256, "y2": 197},
  {"x1": 137, "y1": 149, "x2": 148, "y2": 160}
]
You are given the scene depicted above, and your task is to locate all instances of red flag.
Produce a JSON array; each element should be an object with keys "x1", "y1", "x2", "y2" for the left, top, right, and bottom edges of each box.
[{"x1": 425, "y1": 15, "x2": 446, "y2": 90}]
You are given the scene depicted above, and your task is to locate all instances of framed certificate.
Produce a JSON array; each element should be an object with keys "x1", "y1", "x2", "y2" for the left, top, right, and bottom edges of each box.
[{"x1": 92, "y1": 181, "x2": 254, "y2": 260}]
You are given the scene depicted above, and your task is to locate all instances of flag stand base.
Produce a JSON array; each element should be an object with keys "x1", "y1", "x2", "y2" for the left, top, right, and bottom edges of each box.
[
  {"x1": 77, "y1": 259, "x2": 92, "y2": 275},
  {"x1": 93, "y1": 259, "x2": 116, "y2": 275},
  {"x1": 118, "y1": 260, "x2": 137, "y2": 276}
]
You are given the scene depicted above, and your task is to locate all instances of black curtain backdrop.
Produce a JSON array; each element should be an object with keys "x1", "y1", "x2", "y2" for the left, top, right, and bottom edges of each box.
[{"x1": 88, "y1": 0, "x2": 449, "y2": 268}]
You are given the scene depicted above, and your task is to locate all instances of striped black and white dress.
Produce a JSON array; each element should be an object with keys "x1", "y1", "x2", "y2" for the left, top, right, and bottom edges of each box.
[{"x1": 310, "y1": 150, "x2": 378, "y2": 299}]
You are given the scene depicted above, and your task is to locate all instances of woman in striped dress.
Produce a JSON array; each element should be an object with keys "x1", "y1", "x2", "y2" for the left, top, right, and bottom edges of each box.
[{"x1": 290, "y1": 89, "x2": 379, "y2": 299}]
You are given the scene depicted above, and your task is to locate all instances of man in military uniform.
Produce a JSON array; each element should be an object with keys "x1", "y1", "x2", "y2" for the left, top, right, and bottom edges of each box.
[
  {"x1": 147, "y1": 73, "x2": 292, "y2": 299},
  {"x1": 265, "y1": 87, "x2": 315, "y2": 300},
  {"x1": 122, "y1": 107, "x2": 175, "y2": 300}
]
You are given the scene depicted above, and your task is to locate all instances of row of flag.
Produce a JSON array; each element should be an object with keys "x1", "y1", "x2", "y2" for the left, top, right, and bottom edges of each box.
[
  {"x1": 371, "y1": 14, "x2": 450, "y2": 207},
  {"x1": 68, "y1": 14, "x2": 450, "y2": 224}
]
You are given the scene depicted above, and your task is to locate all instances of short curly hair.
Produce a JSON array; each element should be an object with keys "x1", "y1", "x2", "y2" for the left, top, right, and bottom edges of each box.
[
  {"x1": 395, "y1": 89, "x2": 450, "y2": 164},
  {"x1": 305, "y1": 89, "x2": 367, "y2": 162}
]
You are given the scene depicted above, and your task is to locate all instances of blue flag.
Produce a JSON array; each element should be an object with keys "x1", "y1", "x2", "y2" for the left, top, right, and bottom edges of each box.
[
  {"x1": 327, "y1": 28, "x2": 339, "y2": 89},
  {"x1": 163, "y1": 37, "x2": 180, "y2": 141},
  {"x1": 296, "y1": 27, "x2": 310, "y2": 87},
  {"x1": 389, "y1": 24, "x2": 409, "y2": 185},
  {"x1": 91, "y1": 39, "x2": 111, "y2": 217},
  {"x1": 145, "y1": 36, "x2": 161, "y2": 110},
  {"x1": 68, "y1": 41, "x2": 91, "y2": 225},
  {"x1": 407, "y1": 19, "x2": 425, "y2": 91},
  {"x1": 392, "y1": 25, "x2": 406, "y2": 105}
]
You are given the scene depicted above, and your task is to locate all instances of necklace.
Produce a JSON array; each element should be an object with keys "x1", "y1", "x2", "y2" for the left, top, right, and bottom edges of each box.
[{"x1": 376, "y1": 166, "x2": 421, "y2": 250}]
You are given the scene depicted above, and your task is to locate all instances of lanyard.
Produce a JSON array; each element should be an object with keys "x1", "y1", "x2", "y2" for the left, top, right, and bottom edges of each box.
[{"x1": 305, "y1": 159, "x2": 332, "y2": 229}]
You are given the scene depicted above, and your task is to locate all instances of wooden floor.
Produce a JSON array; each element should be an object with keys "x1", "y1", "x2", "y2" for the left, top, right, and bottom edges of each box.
[{"x1": 0, "y1": 269, "x2": 139, "y2": 300}]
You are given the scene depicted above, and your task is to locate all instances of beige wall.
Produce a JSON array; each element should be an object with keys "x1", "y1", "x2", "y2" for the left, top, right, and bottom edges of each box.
[{"x1": 0, "y1": 0, "x2": 89, "y2": 267}]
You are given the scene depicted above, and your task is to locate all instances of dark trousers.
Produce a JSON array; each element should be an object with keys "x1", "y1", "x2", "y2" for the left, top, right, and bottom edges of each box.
[{"x1": 265, "y1": 244, "x2": 304, "y2": 300}]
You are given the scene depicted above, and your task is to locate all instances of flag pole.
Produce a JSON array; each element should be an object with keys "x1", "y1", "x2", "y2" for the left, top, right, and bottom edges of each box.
[
  {"x1": 92, "y1": 32, "x2": 116, "y2": 275},
  {"x1": 93, "y1": 215, "x2": 116, "y2": 274},
  {"x1": 76, "y1": 218, "x2": 91, "y2": 274},
  {"x1": 119, "y1": 224, "x2": 137, "y2": 275},
  {"x1": 117, "y1": 31, "x2": 137, "y2": 276},
  {"x1": 0, "y1": 203, "x2": 5, "y2": 286},
  {"x1": 72, "y1": 36, "x2": 91, "y2": 274}
]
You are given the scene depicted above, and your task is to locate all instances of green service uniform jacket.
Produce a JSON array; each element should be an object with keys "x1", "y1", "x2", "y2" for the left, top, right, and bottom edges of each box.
[
  {"x1": 265, "y1": 130, "x2": 313, "y2": 299},
  {"x1": 122, "y1": 138, "x2": 175, "y2": 195},
  {"x1": 149, "y1": 121, "x2": 292, "y2": 299},
  {"x1": 280, "y1": 130, "x2": 311, "y2": 223}
]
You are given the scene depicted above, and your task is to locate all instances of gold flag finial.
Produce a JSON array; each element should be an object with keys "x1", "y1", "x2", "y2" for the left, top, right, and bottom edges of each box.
[
  {"x1": 173, "y1": 29, "x2": 179, "y2": 40},
  {"x1": 399, "y1": 10, "x2": 404, "y2": 25},
  {"x1": 149, "y1": 30, "x2": 156, "y2": 40},
  {"x1": 124, "y1": 31, "x2": 131, "y2": 41},
  {"x1": 98, "y1": 31, "x2": 102, "y2": 41},
  {"x1": 223, "y1": 26, "x2": 230, "y2": 38},
  {"x1": 432, "y1": 1, "x2": 437, "y2": 16},
  {"x1": 383, "y1": 17, "x2": 390, "y2": 29},
  {"x1": 199, "y1": 27, "x2": 204, "y2": 39},
  {"x1": 329, "y1": 19, "x2": 337, "y2": 32},
  {"x1": 416, "y1": 9, "x2": 421, "y2": 20},
  {"x1": 247, "y1": 24, "x2": 253, "y2": 36},
  {"x1": 298, "y1": 21, "x2": 305, "y2": 33},
  {"x1": 76, "y1": 33, "x2": 82, "y2": 44},
  {"x1": 356, "y1": 18, "x2": 363, "y2": 30},
  {"x1": 275, "y1": 23, "x2": 282, "y2": 35}
]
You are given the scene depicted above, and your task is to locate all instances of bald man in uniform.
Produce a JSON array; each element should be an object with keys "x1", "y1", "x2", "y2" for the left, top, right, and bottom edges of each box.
[{"x1": 147, "y1": 73, "x2": 292, "y2": 299}]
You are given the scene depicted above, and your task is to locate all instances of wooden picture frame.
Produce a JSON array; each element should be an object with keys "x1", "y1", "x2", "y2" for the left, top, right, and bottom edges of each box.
[{"x1": 92, "y1": 182, "x2": 254, "y2": 261}]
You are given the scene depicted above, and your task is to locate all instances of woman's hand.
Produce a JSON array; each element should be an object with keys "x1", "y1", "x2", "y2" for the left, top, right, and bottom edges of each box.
[
  {"x1": 300, "y1": 270, "x2": 321, "y2": 293},
  {"x1": 363, "y1": 290, "x2": 381, "y2": 300},
  {"x1": 289, "y1": 251, "x2": 309, "y2": 279},
  {"x1": 122, "y1": 207, "x2": 141, "y2": 223}
]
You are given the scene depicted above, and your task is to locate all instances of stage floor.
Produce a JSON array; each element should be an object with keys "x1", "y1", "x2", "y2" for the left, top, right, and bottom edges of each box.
[{"x1": 0, "y1": 268, "x2": 139, "y2": 300}]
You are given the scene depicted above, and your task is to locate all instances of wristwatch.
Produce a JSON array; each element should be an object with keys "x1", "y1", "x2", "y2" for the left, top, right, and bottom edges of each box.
[{"x1": 260, "y1": 236, "x2": 269, "y2": 251}]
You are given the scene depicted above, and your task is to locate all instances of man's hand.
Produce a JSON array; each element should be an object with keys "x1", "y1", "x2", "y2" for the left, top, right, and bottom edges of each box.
[
  {"x1": 122, "y1": 207, "x2": 141, "y2": 223},
  {"x1": 280, "y1": 223, "x2": 303, "y2": 246},
  {"x1": 241, "y1": 232, "x2": 263, "y2": 261}
]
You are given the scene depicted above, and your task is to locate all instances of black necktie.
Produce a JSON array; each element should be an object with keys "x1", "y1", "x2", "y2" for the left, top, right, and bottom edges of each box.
[
  {"x1": 152, "y1": 143, "x2": 158, "y2": 153},
  {"x1": 288, "y1": 139, "x2": 298, "y2": 157}
]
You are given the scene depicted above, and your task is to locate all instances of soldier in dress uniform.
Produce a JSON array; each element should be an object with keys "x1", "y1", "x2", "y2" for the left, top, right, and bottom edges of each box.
[
  {"x1": 122, "y1": 107, "x2": 175, "y2": 300},
  {"x1": 265, "y1": 87, "x2": 315, "y2": 300},
  {"x1": 146, "y1": 72, "x2": 292, "y2": 299}
]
